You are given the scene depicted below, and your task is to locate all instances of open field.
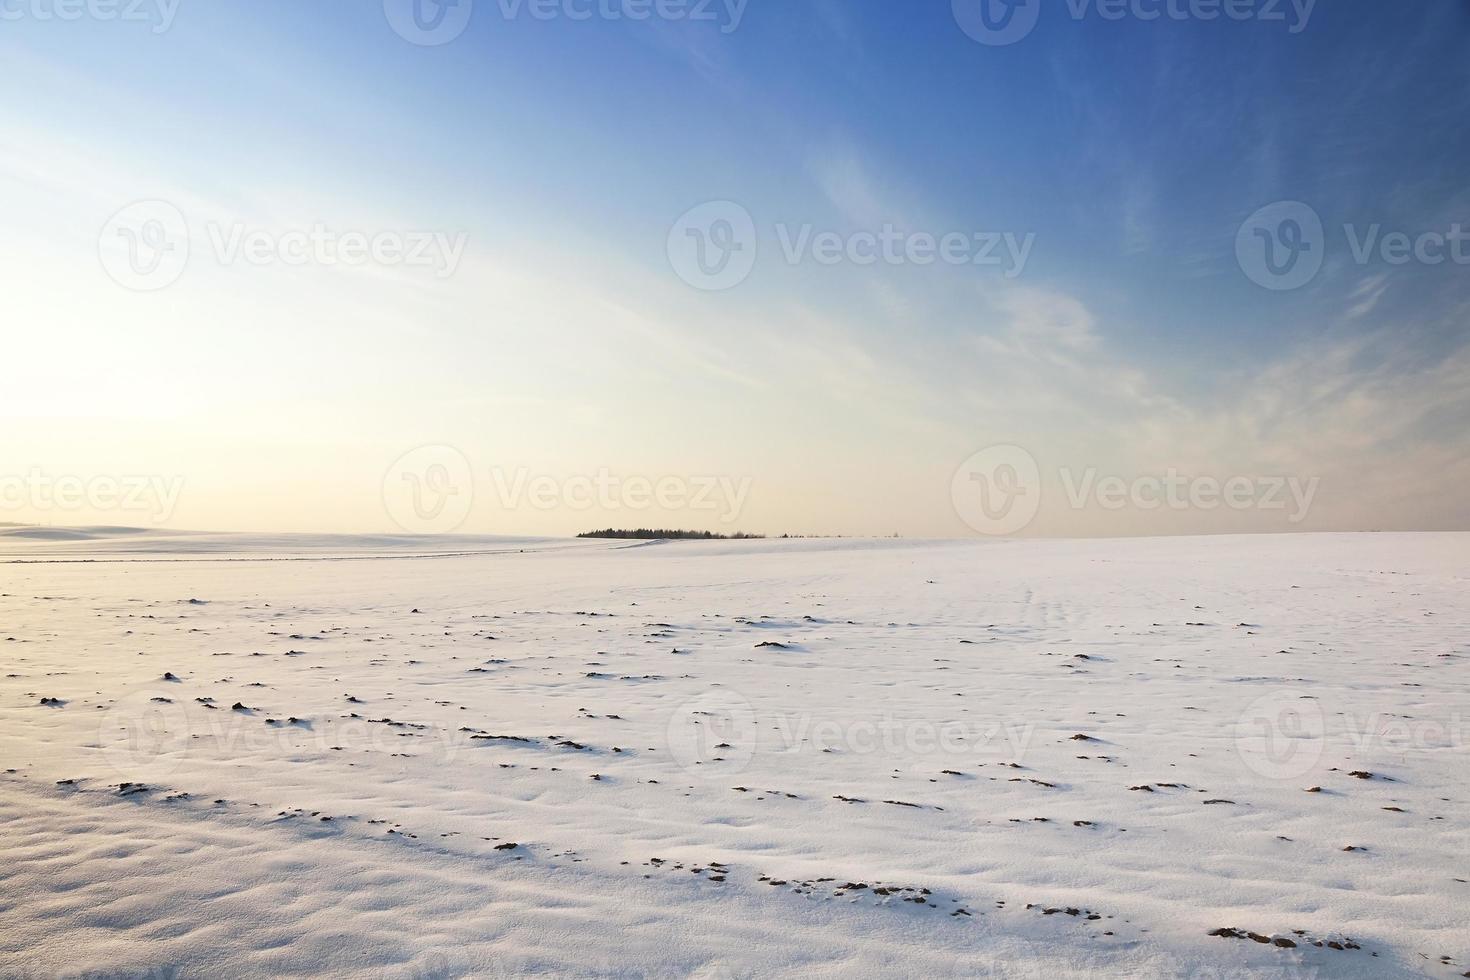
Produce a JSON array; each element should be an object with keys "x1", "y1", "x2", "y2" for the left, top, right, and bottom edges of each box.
[{"x1": 1, "y1": 530, "x2": 1466, "y2": 977}]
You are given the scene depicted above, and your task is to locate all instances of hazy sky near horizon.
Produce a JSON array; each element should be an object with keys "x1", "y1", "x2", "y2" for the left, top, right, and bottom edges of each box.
[{"x1": 2, "y1": 0, "x2": 1468, "y2": 538}]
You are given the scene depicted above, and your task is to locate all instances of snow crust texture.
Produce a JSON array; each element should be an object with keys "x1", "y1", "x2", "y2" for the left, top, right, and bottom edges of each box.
[{"x1": 1, "y1": 532, "x2": 1466, "y2": 978}]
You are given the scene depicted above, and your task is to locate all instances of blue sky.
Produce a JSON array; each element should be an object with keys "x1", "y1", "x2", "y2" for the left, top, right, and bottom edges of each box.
[{"x1": 2, "y1": 0, "x2": 1468, "y2": 535}]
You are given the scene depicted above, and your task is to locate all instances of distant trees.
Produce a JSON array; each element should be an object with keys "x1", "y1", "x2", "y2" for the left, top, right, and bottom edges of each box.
[{"x1": 576, "y1": 529, "x2": 765, "y2": 541}]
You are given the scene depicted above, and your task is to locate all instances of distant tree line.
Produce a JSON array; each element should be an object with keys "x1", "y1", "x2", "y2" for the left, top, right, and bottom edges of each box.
[{"x1": 577, "y1": 529, "x2": 766, "y2": 540}]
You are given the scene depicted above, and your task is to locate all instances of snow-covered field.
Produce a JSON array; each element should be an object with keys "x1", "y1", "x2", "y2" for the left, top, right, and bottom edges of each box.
[{"x1": 1, "y1": 529, "x2": 1466, "y2": 978}]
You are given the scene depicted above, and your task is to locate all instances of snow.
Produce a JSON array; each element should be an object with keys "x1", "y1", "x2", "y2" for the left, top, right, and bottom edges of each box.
[{"x1": 1, "y1": 531, "x2": 1466, "y2": 977}]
